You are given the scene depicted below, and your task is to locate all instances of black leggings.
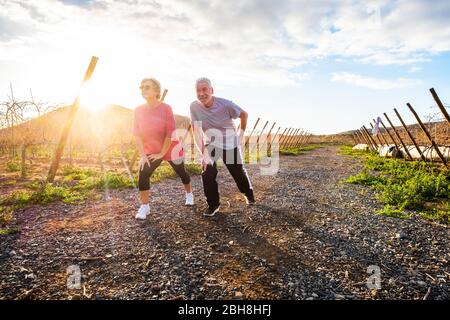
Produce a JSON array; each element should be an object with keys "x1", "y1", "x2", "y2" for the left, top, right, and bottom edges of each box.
[{"x1": 138, "y1": 157, "x2": 191, "y2": 191}]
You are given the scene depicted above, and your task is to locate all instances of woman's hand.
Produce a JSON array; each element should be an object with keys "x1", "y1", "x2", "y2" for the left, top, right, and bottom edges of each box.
[
  {"x1": 139, "y1": 156, "x2": 151, "y2": 171},
  {"x1": 147, "y1": 153, "x2": 163, "y2": 161}
]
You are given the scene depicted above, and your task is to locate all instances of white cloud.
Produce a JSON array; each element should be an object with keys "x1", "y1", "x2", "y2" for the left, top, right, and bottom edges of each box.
[
  {"x1": 408, "y1": 66, "x2": 422, "y2": 73},
  {"x1": 0, "y1": 0, "x2": 448, "y2": 103},
  {"x1": 331, "y1": 72, "x2": 422, "y2": 89}
]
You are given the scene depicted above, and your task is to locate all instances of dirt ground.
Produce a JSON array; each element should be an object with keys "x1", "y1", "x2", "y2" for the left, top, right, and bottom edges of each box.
[{"x1": 0, "y1": 146, "x2": 448, "y2": 300}]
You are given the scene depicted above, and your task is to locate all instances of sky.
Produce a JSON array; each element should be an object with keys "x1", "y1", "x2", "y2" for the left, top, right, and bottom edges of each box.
[{"x1": 1, "y1": 0, "x2": 450, "y2": 134}]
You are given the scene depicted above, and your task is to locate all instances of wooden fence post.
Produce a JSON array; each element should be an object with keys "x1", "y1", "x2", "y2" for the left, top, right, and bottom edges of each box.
[
  {"x1": 286, "y1": 128, "x2": 299, "y2": 148},
  {"x1": 407, "y1": 103, "x2": 447, "y2": 166},
  {"x1": 47, "y1": 56, "x2": 99, "y2": 182},
  {"x1": 384, "y1": 112, "x2": 413, "y2": 160},
  {"x1": 372, "y1": 119, "x2": 389, "y2": 146},
  {"x1": 280, "y1": 128, "x2": 293, "y2": 149},
  {"x1": 360, "y1": 127, "x2": 376, "y2": 151},
  {"x1": 363, "y1": 125, "x2": 378, "y2": 150},
  {"x1": 430, "y1": 88, "x2": 450, "y2": 125},
  {"x1": 393, "y1": 108, "x2": 426, "y2": 161},
  {"x1": 379, "y1": 119, "x2": 400, "y2": 151},
  {"x1": 21, "y1": 144, "x2": 26, "y2": 179},
  {"x1": 370, "y1": 123, "x2": 384, "y2": 146}
]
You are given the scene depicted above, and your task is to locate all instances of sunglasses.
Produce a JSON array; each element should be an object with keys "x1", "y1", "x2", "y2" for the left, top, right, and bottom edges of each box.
[{"x1": 139, "y1": 85, "x2": 152, "y2": 90}]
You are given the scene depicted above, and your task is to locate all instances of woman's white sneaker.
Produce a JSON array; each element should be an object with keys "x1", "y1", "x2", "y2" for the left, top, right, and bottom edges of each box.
[
  {"x1": 135, "y1": 204, "x2": 149, "y2": 220},
  {"x1": 185, "y1": 193, "x2": 194, "y2": 206}
]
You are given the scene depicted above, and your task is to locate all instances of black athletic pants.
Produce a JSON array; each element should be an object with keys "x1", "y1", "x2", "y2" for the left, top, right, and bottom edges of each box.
[{"x1": 202, "y1": 145, "x2": 254, "y2": 208}]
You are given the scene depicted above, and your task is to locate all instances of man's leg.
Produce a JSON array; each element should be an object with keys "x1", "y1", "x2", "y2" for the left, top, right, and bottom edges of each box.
[
  {"x1": 222, "y1": 147, "x2": 254, "y2": 200},
  {"x1": 201, "y1": 146, "x2": 220, "y2": 209}
]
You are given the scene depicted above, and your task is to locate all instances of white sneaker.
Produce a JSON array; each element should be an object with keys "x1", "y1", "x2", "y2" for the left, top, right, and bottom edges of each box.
[
  {"x1": 135, "y1": 204, "x2": 149, "y2": 220},
  {"x1": 185, "y1": 193, "x2": 194, "y2": 206}
]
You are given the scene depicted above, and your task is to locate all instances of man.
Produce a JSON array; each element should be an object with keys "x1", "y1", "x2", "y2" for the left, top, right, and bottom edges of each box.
[{"x1": 190, "y1": 77, "x2": 255, "y2": 217}]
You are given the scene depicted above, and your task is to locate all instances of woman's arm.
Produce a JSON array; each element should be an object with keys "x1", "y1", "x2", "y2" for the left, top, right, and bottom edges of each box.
[
  {"x1": 148, "y1": 137, "x2": 171, "y2": 160},
  {"x1": 135, "y1": 135, "x2": 151, "y2": 170}
]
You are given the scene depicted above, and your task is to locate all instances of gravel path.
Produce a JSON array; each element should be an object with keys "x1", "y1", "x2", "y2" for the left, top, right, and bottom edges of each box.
[{"x1": 0, "y1": 145, "x2": 448, "y2": 300}]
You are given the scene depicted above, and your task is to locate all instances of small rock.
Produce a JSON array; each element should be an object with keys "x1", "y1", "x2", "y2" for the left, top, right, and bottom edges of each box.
[
  {"x1": 334, "y1": 294, "x2": 345, "y2": 300},
  {"x1": 416, "y1": 281, "x2": 427, "y2": 287},
  {"x1": 312, "y1": 293, "x2": 319, "y2": 298},
  {"x1": 235, "y1": 291, "x2": 243, "y2": 298}
]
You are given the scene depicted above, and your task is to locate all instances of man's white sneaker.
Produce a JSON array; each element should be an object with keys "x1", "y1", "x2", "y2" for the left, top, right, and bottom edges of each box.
[
  {"x1": 135, "y1": 204, "x2": 149, "y2": 220},
  {"x1": 185, "y1": 193, "x2": 194, "y2": 206}
]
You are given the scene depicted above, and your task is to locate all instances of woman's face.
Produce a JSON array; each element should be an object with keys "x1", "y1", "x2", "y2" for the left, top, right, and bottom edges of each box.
[{"x1": 140, "y1": 81, "x2": 158, "y2": 100}]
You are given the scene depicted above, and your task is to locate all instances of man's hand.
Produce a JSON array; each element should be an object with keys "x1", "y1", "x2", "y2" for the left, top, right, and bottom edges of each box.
[
  {"x1": 139, "y1": 156, "x2": 151, "y2": 171},
  {"x1": 201, "y1": 152, "x2": 213, "y2": 171}
]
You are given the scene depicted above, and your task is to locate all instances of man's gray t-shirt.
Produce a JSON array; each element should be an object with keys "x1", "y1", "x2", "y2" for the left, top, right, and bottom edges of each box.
[{"x1": 190, "y1": 97, "x2": 243, "y2": 150}]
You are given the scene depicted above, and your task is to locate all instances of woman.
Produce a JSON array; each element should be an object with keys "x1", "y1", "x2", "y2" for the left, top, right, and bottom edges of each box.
[{"x1": 132, "y1": 77, "x2": 194, "y2": 220}]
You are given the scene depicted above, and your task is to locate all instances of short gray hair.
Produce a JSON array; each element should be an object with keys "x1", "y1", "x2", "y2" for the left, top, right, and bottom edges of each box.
[{"x1": 195, "y1": 77, "x2": 212, "y2": 87}]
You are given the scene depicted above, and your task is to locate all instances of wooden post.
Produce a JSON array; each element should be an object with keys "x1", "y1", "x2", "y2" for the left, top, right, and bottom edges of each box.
[
  {"x1": 245, "y1": 117, "x2": 260, "y2": 149},
  {"x1": 355, "y1": 130, "x2": 367, "y2": 145},
  {"x1": 380, "y1": 119, "x2": 400, "y2": 151},
  {"x1": 393, "y1": 108, "x2": 426, "y2": 162},
  {"x1": 362, "y1": 125, "x2": 378, "y2": 150},
  {"x1": 384, "y1": 112, "x2": 413, "y2": 160},
  {"x1": 370, "y1": 123, "x2": 384, "y2": 146},
  {"x1": 350, "y1": 132, "x2": 358, "y2": 144},
  {"x1": 160, "y1": 89, "x2": 168, "y2": 102},
  {"x1": 47, "y1": 56, "x2": 98, "y2": 182},
  {"x1": 21, "y1": 144, "x2": 26, "y2": 179},
  {"x1": 264, "y1": 122, "x2": 276, "y2": 155},
  {"x1": 280, "y1": 128, "x2": 293, "y2": 149},
  {"x1": 430, "y1": 88, "x2": 450, "y2": 125},
  {"x1": 255, "y1": 120, "x2": 269, "y2": 151},
  {"x1": 372, "y1": 119, "x2": 389, "y2": 146},
  {"x1": 284, "y1": 128, "x2": 295, "y2": 148},
  {"x1": 269, "y1": 126, "x2": 281, "y2": 153},
  {"x1": 357, "y1": 130, "x2": 366, "y2": 145},
  {"x1": 250, "y1": 120, "x2": 268, "y2": 156},
  {"x1": 286, "y1": 128, "x2": 299, "y2": 148},
  {"x1": 275, "y1": 127, "x2": 287, "y2": 150},
  {"x1": 407, "y1": 103, "x2": 447, "y2": 166},
  {"x1": 293, "y1": 130, "x2": 302, "y2": 147},
  {"x1": 291, "y1": 129, "x2": 301, "y2": 147},
  {"x1": 294, "y1": 130, "x2": 305, "y2": 147},
  {"x1": 360, "y1": 127, "x2": 376, "y2": 151},
  {"x1": 359, "y1": 129, "x2": 374, "y2": 150}
]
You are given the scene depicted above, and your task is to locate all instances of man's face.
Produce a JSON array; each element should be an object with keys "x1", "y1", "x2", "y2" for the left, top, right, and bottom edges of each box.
[{"x1": 196, "y1": 81, "x2": 214, "y2": 106}]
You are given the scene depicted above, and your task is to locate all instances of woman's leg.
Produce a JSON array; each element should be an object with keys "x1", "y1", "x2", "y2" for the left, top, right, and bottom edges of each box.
[
  {"x1": 168, "y1": 160, "x2": 192, "y2": 192},
  {"x1": 138, "y1": 158, "x2": 163, "y2": 204}
]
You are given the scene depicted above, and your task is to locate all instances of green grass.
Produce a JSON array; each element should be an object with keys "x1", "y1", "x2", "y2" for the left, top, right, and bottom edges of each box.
[
  {"x1": 0, "y1": 162, "x2": 203, "y2": 224},
  {"x1": 280, "y1": 145, "x2": 323, "y2": 156},
  {"x1": 341, "y1": 145, "x2": 450, "y2": 225},
  {"x1": 0, "y1": 227, "x2": 21, "y2": 235},
  {"x1": 5, "y1": 160, "x2": 20, "y2": 172}
]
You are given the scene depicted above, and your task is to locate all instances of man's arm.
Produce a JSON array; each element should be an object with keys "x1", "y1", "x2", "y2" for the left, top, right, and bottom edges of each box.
[
  {"x1": 191, "y1": 122, "x2": 205, "y2": 154},
  {"x1": 238, "y1": 110, "x2": 248, "y2": 145}
]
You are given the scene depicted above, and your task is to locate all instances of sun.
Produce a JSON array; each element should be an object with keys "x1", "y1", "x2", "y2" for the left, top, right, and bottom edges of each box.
[{"x1": 79, "y1": 80, "x2": 108, "y2": 112}]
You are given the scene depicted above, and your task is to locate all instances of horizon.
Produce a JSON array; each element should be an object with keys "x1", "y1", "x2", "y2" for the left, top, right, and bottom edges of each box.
[{"x1": 1, "y1": 0, "x2": 450, "y2": 135}]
